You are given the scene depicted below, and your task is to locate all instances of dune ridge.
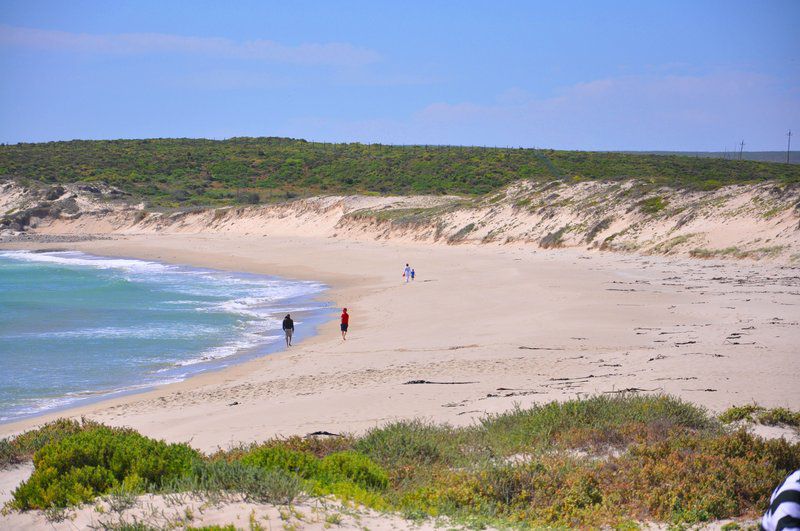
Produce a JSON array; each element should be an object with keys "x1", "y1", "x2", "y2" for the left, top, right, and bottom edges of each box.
[{"x1": 3, "y1": 179, "x2": 799, "y2": 263}]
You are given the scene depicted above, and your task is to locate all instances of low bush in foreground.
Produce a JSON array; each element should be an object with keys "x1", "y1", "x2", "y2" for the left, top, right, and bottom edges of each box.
[
  {"x1": 0, "y1": 418, "x2": 102, "y2": 467},
  {"x1": 5, "y1": 395, "x2": 799, "y2": 528},
  {"x1": 164, "y1": 460, "x2": 302, "y2": 505},
  {"x1": 400, "y1": 429, "x2": 796, "y2": 527},
  {"x1": 11, "y1": 426, "x2": 201, "y2": 509},
  {"x1": 479, "y1": 392, "x2": 715, "y2": 453}
]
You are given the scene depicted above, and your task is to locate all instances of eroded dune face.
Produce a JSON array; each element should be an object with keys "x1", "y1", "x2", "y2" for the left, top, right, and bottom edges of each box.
[{"x1": 3, "y1": 179, "x2": 800, "y2": 262}]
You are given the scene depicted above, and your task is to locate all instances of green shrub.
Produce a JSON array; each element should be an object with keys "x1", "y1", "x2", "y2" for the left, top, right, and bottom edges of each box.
[
  {"x1": 397, "y1": 429, "x2": 799, "y2": 527},
  {"x1": 719, "y1": 404, "x2": 763, "y2": 423},
  {"x1": 16, "y1": 465, "x2": 119, "y2": 509},
  {"x1": 237, "y1": 446, "x2": 389, "y2": 508},
  {"x1": 239, "y1": 446, "x2": 320, "y2": 479},
  {"x1": 0, "y1": 418, "x2": 101, "y2": 468},
  {"x1": 355, "y1": 420, "x2": 461, "y2": 469},
  {"x1": 212, "y1": 434, "x2": 354, "y2": 462},
  {"x1": 698, "y1": 179, "x2": 723, "y2": 191},
  {"x1": 168, "y1": 460, "x2": 302, "y2": 504},
  {"x1": 240, "y1": 445, "x2": 387, "y2": 490},
  {"x1": 758, "y1": 407, "x2": 800, "y2": 428},
  {"x1": 719, "y1": 405, "x2": 800, "y2": 428},
  {"x1": 639, "y1": 196, "x2": 668, "y2": 214},
  {"x1": 514, "y1": 197, "x2": 532, "y2": 208},
  {"x1": 320, "y1": 451, "x2": 389, "y2": 491},
  {"x1": 621, "y1": 429, "x2": 800, "y2": 523},
  {"x1": 480, "y1": 394, "x2": 713, "y2": 453},
  {"x1": 12, "y1": 426, "x2": 201, "y2": 509},
  {"x1": 399, "y1": 457, "x2": 617, "y2": 526},
  {"x1": 0, "y1": 438, "x2": 14, "y2": 467}
]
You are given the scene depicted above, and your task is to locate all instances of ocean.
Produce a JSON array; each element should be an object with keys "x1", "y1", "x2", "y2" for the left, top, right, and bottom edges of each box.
[{"x1": 0, "y1": 250, "x2": 329, "y2": 423}]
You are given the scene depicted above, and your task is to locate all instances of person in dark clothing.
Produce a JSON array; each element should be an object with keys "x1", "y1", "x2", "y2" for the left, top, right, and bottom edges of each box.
[{"x1": 282, "y1": 314, "x2": 294, "y2": 347}]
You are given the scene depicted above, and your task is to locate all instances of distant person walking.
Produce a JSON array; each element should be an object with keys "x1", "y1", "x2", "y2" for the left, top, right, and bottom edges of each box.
[
  {"x1": 282, "y1": 314, "x2": 294, "y2": 347},
  {"x1": 403, "y1": 263, "x2": 411, "y2": 283},
  {"x1": 411, "y1": 268, "x2": 415, "y2": 281},
  {"x1": 340, "y1": 308, "x2": 349, "y2": 340}
]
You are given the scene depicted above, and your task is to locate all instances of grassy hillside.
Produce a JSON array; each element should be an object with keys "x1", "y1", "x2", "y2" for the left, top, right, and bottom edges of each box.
[{"x1": 1, "y1": 138, "x2": 799, "y2": 207}]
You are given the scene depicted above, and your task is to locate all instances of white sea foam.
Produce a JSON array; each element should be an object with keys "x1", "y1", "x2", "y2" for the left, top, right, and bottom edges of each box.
[
  {"x1": 0, "y1": 250, "x2": 170, "y2": 273},
  {"x1": 0, "y1": 375, "x2": 188, "y2": 422},
  {"x1": 8, "y1": 324, "x2": 225, "y2": 340},
  {"x1": 172, "y1": 334, "x2": 282, "y2": 367}
]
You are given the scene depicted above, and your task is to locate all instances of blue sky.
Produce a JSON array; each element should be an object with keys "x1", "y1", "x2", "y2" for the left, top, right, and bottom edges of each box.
[{"x1": 1, "y1": 0, "x2": 798, "y2": 150}]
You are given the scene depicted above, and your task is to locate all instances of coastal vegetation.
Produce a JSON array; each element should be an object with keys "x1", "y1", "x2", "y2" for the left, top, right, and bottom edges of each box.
[
  {"x1": 3, "y1": 395, "x2": 798, "y2": 528},
  {"x1": 1, "y1": 138, "x2": 799, "y2": 207},
  {"x1": 689, "y1": 245, "x2": 787, "y2": 260},
  {"x1": 719, "y1": 405, "x2": 800, "y2": 428}
]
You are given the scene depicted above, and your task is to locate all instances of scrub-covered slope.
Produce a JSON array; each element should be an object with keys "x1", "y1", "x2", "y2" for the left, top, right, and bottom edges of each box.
[{"x1": 2, "y1": 137, "x2": 798, "y2": 206}]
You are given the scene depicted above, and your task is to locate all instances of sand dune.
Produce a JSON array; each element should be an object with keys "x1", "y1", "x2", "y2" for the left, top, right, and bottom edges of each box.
[{"x1": 4, "y1": 179, "x2": 799, "y2": 263}]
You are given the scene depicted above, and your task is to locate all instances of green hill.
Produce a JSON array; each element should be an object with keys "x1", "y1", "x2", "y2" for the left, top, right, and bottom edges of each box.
[{"x1": 1, "y1": 138, "x2": 798, "y2": 207}]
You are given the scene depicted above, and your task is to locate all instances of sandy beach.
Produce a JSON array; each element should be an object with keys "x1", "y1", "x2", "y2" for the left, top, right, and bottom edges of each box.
[{"x1": 1, "y1": 232, "x2": 798, "y2": 452}]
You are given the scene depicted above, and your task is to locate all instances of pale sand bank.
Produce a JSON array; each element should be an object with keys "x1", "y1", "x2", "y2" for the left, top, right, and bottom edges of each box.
[
  {"x1": 0, "y1": 491, "x2": 757, "y2": 531},
  {"x1": 1, "y1": 233, "x2": 797, "y2": 453},
  {"x1": 0, "y1": 492, "x2": 449, "y2": 530},
  {"x1": 0, "y1": 463, "x2": 33, "y2": 507}
]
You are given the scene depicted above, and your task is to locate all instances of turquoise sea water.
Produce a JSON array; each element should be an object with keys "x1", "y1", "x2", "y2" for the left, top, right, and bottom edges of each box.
[{"x1": 0, "y1": 250, "x2": 328, "y2": 422}]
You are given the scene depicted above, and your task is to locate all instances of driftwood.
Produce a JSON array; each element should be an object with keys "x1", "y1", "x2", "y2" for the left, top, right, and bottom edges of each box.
[
  {"x1": 403, "y1": 379, "x2": 477, "y2": 385},
  {"x1": 603, "y1": 387, "x2": 661, "y2": 394},
  {"x1": 306, "y1": 431, "x2": 343, "y2": 438}
]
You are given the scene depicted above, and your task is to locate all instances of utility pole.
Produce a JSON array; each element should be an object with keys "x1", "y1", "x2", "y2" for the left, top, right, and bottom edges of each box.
[
  {"x1": 739, "y1": 140, "x2": 745, "y2": 161},
  {"x1": 788, "y1": 130, "x2": 793, "y2": 164}
]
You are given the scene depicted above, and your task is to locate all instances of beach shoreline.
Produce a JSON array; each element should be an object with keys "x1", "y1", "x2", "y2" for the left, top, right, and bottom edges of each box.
[
  {"x1": 0, "y1": 247, "x2": 335, "y2": 425},
  {"x1": 1, "y1": 232, "x2": 798, "y2": 451},
  {"x1": 0, "y1": 234, "x2": 379, "y2": 445}
]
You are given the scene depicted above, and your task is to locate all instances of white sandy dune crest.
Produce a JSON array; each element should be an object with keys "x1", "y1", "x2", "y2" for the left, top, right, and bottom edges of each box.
[{"x1": 11, "y1": 179, "x2": 798, "y2": 263}]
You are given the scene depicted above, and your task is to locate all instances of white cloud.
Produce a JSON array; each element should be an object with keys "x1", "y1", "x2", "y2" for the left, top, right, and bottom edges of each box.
[{"x1": 0, "y1": 24, "x2": 380, "y2": 67}]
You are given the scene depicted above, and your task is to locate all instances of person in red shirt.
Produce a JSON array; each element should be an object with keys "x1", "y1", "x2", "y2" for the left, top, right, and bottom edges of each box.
[{"x1": 340, "y1": 308, "x2": 349, "y2": 340}]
